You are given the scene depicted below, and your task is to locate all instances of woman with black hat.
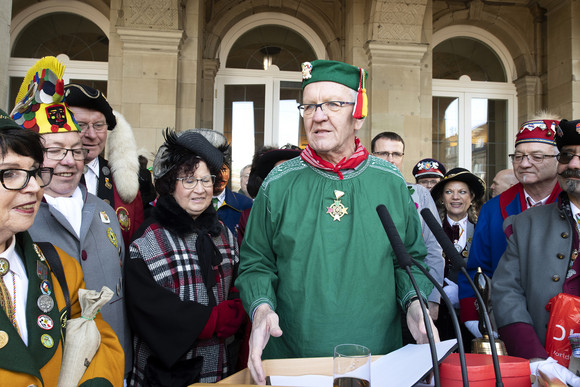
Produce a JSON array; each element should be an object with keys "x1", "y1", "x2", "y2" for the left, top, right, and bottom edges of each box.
[
  {"x1": 431, "y1": 167, "x2": 485, "y2": 342},
  {"x1": 124, "y1": 129, "x2": 247, "y2": 386}
]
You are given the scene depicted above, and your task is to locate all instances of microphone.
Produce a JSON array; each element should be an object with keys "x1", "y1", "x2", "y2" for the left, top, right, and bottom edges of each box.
[
  {"x1": 376, "y1": 204, "x2": 441, "y2": 386},
  {"x1": 420, "y1": 208, "x2": 504, "y2": 387}
]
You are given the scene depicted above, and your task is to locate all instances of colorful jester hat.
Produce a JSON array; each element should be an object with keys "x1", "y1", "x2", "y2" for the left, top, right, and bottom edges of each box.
[{"x1": 10, "y1": 56, "x2": 80, "y2": 134}]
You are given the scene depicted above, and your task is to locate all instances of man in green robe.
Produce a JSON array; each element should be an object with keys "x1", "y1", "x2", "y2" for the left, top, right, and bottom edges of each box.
[{"x1": 236, "y1": 59, "x2": 437, "y2": 385}]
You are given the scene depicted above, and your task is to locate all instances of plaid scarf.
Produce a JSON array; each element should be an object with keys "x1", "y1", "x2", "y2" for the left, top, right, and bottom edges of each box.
[{"x1": 300, "y1": 137, "x2": 369, "y2": 179}]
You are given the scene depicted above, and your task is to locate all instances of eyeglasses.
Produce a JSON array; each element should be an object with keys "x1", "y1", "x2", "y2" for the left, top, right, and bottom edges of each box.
[
  {"x1": 0, "y1": 167, "x2": 53, "y2": 190},
  {"x1": 509, "y1": 153, "x2": 557, "y2": 164},
  {"x1": 297, "y1": 101, "x2": 355, "y2": 117},
  {"x1": 556, "y1": 152, "x2": 580, "y2": 164},
  {"x1": 44, "y1": 147, "x2": 89, "y2": 161},
  {"x1": 176, "y1": 175, "x2": 216, "y2": 189},
  {"x1": 78, "y1": 122, "x2": 108, "y2": 132},
  {"x1": 373, "y1": 151, "x2": 404, "y2": 159}
]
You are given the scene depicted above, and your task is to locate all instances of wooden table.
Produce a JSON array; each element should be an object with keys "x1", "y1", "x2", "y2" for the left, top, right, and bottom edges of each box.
[{"x1": 192, "y1": 356, "x2": 381, "y2": 386}]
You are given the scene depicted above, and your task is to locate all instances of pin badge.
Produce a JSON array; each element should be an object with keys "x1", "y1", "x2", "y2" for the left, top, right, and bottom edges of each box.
[
  {"x1": 104, "y1": 177, "x2": 112, "y2": 190},
  {"x1": 102, "y1": 166, "x2": 110, "y2": 176},
  {"x1": 107, "y1": 227, "x2": 119, "y2": 249},
  {"x1": 41, "y1": 334, "x2": 54, "y2": 348},
  {"x1": 100, "y1": 211, "x2": 110, "y2": 224},
  {"x1": 40, "y1": 280, "x2": 51, "y2": 295},
  {"x1": 37, "y1": 294, "x2": 54, "y2": 313},
  {"x1": 36, "y1": 261, "x2": 48, "y2": 280},
  {"x1": 0, "y1": 258, "x2": 9, "y2": 276},
  {"x1": 0, "y1": 331, "x2": 8, "y2": 349},
  {"x1": 37, "y1": 315, "x2": 54, "y2": 330},
  {"x1": 116, "y1": 207, "x2": 130, "y2": 231},
  {"x1": 301, "y1": 62, "x2": 313, "y2": 80},
  {"x1": 33, "y1": 243, "x2": 46, "y2": 262}
]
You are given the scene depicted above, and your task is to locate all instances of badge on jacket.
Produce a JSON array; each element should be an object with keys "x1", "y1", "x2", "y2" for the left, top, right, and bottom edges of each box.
[
  {"x1": 100, "y1": 211, "x2": 111, "y2": 224},
  {"x1": 107, "y1": 227, "x2": 119, "y2": 249}
]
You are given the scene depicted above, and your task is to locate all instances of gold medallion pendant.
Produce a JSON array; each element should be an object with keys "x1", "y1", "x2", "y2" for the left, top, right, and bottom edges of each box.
[{"x1": 326, "y1": 190, "x2": 348, "y2": 221}]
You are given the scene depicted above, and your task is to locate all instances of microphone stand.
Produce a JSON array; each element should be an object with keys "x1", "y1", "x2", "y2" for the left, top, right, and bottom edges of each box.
[
  {"x1": 409, "y1": 256, "x2": 468, "y2": 387},
  {"x1": 376, "y1": 205, "x2": 441, "y2": 387},
  {"x1": 420, "y1": 208, "x2": 504, "y2": 387}
]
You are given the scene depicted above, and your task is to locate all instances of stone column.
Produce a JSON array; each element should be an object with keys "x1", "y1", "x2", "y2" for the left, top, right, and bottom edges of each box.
[
  {"x1": 546, "y1": 0, "x2": 579, "y2": 118},
  {"x1": 200, "y1": 59, "x2": 219, "y2": 129},
  {"x1": 365, "y1": 41, "x2": 431, "y2": 179},
  {"x1": 359, "y1": 0, "x2": 431, "y2": 180},
  {"x1": 0, "y1": 0, "x2": 12, "y2": 111},
  {"x1": 109, "y1": 0, "x2": 184, "y2": 156},
  {"x1": 514, "y1": 75, "x2": 541, "y2": 125},
  {"x1": 176, "y1": 0, "x2": 204, "y2": 131}
]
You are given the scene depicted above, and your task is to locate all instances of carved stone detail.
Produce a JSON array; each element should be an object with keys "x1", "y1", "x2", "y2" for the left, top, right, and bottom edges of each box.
[
  {"x1": 371, "y1": 0, "x2": 428, "y2": 43},
  {"x1": 122, "y1": 0, "x2": 180, "y2": 29}
]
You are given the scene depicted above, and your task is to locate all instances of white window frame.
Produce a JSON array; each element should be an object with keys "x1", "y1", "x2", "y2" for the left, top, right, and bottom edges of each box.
[
  {"x1": 213, "y1": 67, "x2": 302, "y2": 145},
  {"x1": 213, "y1": 12, "x2": 325, "y2": 143},
  {"x1": 8, "y1": 1, "x2": 109, "y2": 83},
  {"x1": 433, "y1": 78, "x2": 517, "y2": 171}
]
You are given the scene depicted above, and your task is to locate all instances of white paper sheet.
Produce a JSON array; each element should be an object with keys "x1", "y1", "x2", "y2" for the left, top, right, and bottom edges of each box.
[{"x1": 267, "y1": 339, "x2": 457, "y2": 387}]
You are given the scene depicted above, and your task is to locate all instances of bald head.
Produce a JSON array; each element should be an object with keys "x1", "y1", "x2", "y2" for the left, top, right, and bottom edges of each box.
[{"x1": 490, "y1": 169, "x2": 518, "y2": 197}]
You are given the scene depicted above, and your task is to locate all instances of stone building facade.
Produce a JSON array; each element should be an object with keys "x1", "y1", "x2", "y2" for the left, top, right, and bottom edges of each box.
[{"x1": 3, "y1": 0, "x2": 579, "y2": 184}]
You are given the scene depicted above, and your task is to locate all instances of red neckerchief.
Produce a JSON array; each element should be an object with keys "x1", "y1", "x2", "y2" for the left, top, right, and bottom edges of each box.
[
  {"x1": 499, "y1": 182, "x2": 561, "y2": 220},
  {"x1": 300, "y1": 137, "x2": 369, "y2": 180}
]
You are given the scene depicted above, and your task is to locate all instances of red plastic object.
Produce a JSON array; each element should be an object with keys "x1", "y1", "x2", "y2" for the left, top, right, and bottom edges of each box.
[{"x1": 439, "y1": 353, "x2": 531, "y2": 386}]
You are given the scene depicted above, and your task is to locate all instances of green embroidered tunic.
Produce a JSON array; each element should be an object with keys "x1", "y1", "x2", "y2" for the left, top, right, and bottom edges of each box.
[{"x1": 236, "y1": 156, "x2": 432, "y2": 359}]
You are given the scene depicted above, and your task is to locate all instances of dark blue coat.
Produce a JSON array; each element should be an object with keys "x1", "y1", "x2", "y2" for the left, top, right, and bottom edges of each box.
[{"x1": 217, "y1": 188, "x2": 253, "y2": 236}]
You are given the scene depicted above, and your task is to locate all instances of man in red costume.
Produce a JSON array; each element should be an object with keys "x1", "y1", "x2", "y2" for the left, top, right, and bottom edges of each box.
[{"x1": 458, "y1": 114, "x2": 562, "y2": 337}]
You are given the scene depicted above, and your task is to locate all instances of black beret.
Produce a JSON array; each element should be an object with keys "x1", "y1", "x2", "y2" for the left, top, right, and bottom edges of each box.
[
  {"x1": 556, "y1": 119, "x2": 580, "y2": 150},
  {"x1": 64, "y1": 84, "x2": 117, "y2": 130},
  {"x1": 153, "y1": 129, "x2": 224, "y2": 179},
  {"x1": 190, "y1": 128, "x2": 231, "y2": 168}
]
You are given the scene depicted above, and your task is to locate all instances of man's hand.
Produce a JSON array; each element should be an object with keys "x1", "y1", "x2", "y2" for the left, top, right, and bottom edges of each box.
[
  {"x1": 407, "y1": 299, "x2": 440, "y2": 344},
  {"x1": 428, "y1": 301, "x2": 440, "y2": 321},
  {"x1": 530, "y1": 357, "x2": 580, "y2": 387},
  {"x1": 248, "y1": 304, "x2": 283, "y2": 385}
]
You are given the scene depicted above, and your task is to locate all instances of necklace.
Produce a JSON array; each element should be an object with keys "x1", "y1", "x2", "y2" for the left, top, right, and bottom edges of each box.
[
  {"x1": 0, "y1": 262, "x2": 19, "y2": 334},
  {"x1": 9, "y1": 272, "x2": 17, "y2": 332}
]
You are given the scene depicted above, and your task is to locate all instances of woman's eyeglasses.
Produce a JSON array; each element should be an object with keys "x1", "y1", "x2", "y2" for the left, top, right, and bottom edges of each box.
[
  {"x1": 0, "y1": 167, "x2": 54, "y2": 190},
  {"x1": 176, "y1": 175, "x2": 216, "y2": 189}
]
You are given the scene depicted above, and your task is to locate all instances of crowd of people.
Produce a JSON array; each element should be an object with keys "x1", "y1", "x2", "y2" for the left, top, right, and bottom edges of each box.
[{"x1": 0, "y1": 54, "x2": 579, "y2": 386}]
